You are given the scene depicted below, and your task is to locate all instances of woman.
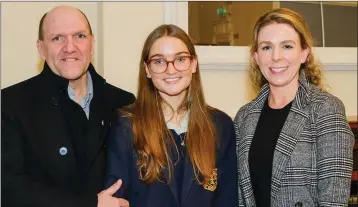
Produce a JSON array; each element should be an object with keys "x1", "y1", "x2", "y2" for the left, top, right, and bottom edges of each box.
[
  {"x1": 105, "y1": 24, "x2": 237, "y2": 207},
  {"x1": 234, "y1": 8, "x2": 354, "y2": 206}
]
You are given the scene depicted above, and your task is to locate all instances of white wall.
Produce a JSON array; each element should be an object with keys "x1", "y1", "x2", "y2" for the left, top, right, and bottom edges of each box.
[
  {"x1": 1, "y1": 2, "x2": 357, "y2": 119},
  {"x1": 325, "y1": 71, "x2": 357, "y2": 118}
]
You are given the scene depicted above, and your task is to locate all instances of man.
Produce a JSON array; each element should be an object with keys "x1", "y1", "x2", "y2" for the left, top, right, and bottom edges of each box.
[{"x1": 2, "y1": 5, "x2": 134, "y2": 207}]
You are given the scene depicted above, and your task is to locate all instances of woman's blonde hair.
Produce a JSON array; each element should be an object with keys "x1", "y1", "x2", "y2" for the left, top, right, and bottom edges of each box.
[{"x1": 249, "y1": 8, "x2": 324, "y2": 92}]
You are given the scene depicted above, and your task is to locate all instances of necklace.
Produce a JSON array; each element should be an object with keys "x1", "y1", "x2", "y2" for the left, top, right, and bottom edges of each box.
[{"x1": 180, "y1": 134, "x2": 185, "y2": 146}]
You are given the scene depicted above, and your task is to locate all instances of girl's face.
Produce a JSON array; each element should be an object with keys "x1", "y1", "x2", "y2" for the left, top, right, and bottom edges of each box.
[{"x1": 146, "y1": 36, "x2": 197, "y2": 102}]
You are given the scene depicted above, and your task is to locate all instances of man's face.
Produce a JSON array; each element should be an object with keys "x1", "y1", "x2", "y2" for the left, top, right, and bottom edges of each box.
[{"x1": 37, "y1": 6, "x2": 94, "y2": 80}]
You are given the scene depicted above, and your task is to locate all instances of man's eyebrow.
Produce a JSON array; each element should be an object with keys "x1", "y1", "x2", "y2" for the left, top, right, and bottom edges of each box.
[{"x1": 48, "y1": 30, "x2": 90, "y2": 36}]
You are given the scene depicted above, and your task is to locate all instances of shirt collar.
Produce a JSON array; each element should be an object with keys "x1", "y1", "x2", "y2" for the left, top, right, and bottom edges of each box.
[
  {"x1": 67, "y1": 71, "x2": 93, "y2": 109},
  {"x1": 166, "y1": 111, "x2": 189, "y2": 135},
  {"x1": 40, "y1": 61, "x2": 101, "y2": 92}
]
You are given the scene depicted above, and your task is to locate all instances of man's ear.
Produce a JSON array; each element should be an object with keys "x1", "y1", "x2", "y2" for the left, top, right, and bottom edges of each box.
[
  {"x1": 36, "y1": 40, "x2": 45, "y2": 60},
  {"x1": 91, "y1": 35, "x2": 95, "y2": 56}
]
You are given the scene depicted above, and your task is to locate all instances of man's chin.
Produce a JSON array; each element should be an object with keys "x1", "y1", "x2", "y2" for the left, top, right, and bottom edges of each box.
[{"x1": 60, "y1": 71, "x2": 87, "y2": 81}]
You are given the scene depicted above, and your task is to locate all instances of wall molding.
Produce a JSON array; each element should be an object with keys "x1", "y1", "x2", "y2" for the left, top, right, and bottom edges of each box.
[{"x1": 163, "y1": 1, "x2": 188, "y2": 32}]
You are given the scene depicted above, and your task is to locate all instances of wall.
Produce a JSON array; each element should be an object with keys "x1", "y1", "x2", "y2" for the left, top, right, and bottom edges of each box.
[
  {"x1": 101, "y1": 2, "x2": 163, "y2": 94},
  {"x1": 1, "y1": 2, "x2": 357, "y2": 119}
]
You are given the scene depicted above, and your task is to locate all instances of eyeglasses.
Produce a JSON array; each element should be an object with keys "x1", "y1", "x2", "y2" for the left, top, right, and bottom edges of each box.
[{"x1": 146, "y1": 55, "x2": 193, "y2": 74}]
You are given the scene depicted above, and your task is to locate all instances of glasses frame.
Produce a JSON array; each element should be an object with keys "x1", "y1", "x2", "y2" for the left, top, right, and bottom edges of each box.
[{"x1": 146, "y1": 55, "x2": 194, "y2": 74}]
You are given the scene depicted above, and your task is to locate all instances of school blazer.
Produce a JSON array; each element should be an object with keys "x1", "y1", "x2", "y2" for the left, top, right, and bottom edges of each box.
[
  {"x1": 234, "y1": 73, "x2": 354, "y2": 207},
  {"x1": 105, "y1": 109, "x2": 238, "y2": 207}
]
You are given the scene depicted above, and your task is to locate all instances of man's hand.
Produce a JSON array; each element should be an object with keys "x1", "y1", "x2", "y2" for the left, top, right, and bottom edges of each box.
[{"x1": 97, "y1": 179, "x2": 130, "y2": 207}]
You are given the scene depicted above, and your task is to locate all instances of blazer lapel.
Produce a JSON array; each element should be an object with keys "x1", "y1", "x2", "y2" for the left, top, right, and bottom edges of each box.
[
  {"x1": 162, "y1": 165, "x2": 180, "y2": 207},
  {"x1": 181, "y1": 154, "x2": 195, "y2": 206},
  {"x1": 237, "y1": 85, "x2": 270, "y2": 206},
  {"x1": 270, "y1": 73, "x2": 311, "y2": 201}
]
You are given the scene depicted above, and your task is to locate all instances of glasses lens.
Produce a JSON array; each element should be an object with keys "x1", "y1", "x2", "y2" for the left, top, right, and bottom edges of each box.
[
  {"x1": 174, "y1": 56, "x2": 191, "y2": 71},
  {"x1": 148, "y1": 56, "x2": 192, "y2": 73},
  {"x1": 149, "y1": 58, "x2": 167, "y2": 73}
]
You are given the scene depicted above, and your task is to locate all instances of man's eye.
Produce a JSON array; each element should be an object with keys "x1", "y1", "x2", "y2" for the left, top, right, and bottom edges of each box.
[
  {"x1": 52, "y1": 36, "x2": 63, "y2": 41},
  {"x1": 76, "y1": 34, "x2": 86, "y2": 39}
]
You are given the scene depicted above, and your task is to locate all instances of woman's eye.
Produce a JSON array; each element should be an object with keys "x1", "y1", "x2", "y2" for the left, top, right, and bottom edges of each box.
[
  {"x1": 262, "y1": 46, "x2": 271, "y2": 50},
  {"x1": 176, "y1": 56, "x2": 188, "y2": 62},
  {"x1": 154, "y1": 59, "x2": 166, "y2": 64}
]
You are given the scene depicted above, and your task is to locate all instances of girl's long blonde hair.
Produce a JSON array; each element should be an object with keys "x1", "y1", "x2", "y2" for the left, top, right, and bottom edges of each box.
[{"x1": 122, "y1": 24, "x2": 217, "y2": 185}]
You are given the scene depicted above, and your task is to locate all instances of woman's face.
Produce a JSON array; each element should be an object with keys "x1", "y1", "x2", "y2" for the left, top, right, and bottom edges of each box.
[
  {"x1": 145, "y1": 36, "x2": 197, "y2": 102},
  {"x1": 254, "y1": 23, "x2": 309, "y2": 90}
]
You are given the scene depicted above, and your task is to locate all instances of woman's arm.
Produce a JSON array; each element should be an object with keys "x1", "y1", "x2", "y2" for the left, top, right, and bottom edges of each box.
[{"x1": 316, "y1": 96, "x2": 354, "y2": 206}]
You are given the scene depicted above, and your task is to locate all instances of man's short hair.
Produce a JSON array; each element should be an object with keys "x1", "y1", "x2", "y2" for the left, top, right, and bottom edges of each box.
[{"x1": 38, "y1": 8, "x2": 93, "y2": 41}]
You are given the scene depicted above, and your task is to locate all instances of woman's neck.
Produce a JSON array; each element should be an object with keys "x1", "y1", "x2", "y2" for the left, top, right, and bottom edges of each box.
[
  {"x1": 162, "y1": 103, "x2": 187, "y2": 127},
  {"x1": 268, "y1": 81, "x2": 298, "y2": 109},
  {"x1": 159, "y1": 90, "x2": 187, "y2": 126}
]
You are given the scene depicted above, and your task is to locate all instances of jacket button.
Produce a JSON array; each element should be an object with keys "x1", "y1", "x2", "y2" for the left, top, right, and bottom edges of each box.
[
  {"x1": 59, "y1": 147, "x2": 67, "y2": 155},
  {"x1": 295, "y1": 202, "x2": 303, "y2": 207}
]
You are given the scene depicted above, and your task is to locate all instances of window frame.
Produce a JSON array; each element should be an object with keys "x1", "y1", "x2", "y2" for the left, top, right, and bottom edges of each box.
[{"x1": 163, "y1": 1, "x2": 357, "y2": 71}]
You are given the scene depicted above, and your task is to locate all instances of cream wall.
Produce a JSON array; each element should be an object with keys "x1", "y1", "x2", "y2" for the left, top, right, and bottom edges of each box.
[
  {"x1": 101, "y1": 2, "x2": 163, "y2": 94},
  {"x1": 200, "y1": 70, "x2": 357, "y2": 119},
  {"x1": 1, "y1": 2, "x2": 357, "y2": 119}
]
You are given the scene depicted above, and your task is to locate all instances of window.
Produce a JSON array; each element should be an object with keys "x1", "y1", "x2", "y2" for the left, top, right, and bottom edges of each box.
[{"x1": 163, "y1": 1, "x2": 357, "y2": 71}]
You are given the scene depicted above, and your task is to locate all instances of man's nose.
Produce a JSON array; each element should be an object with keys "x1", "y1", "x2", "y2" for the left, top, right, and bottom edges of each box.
[{"x1": 63, "y1": 36, "x2": 76, "y2": 53}]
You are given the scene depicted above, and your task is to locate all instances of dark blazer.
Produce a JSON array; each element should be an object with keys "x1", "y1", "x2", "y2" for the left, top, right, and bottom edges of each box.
[
  {"x1": 234, "y1": 72, "x2": 354, "y2": 207},
  {"x1": 105, "y1": 109, "x2": 238, "y2": 207},
  {"x1": 1, "y1": 62, "x2": 135, "y2": 207}
]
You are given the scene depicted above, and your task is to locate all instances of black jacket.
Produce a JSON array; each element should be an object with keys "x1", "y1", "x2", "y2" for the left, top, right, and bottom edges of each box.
[{"x1": 1, "y1": 62, "x2": 135, "y2": 207}]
